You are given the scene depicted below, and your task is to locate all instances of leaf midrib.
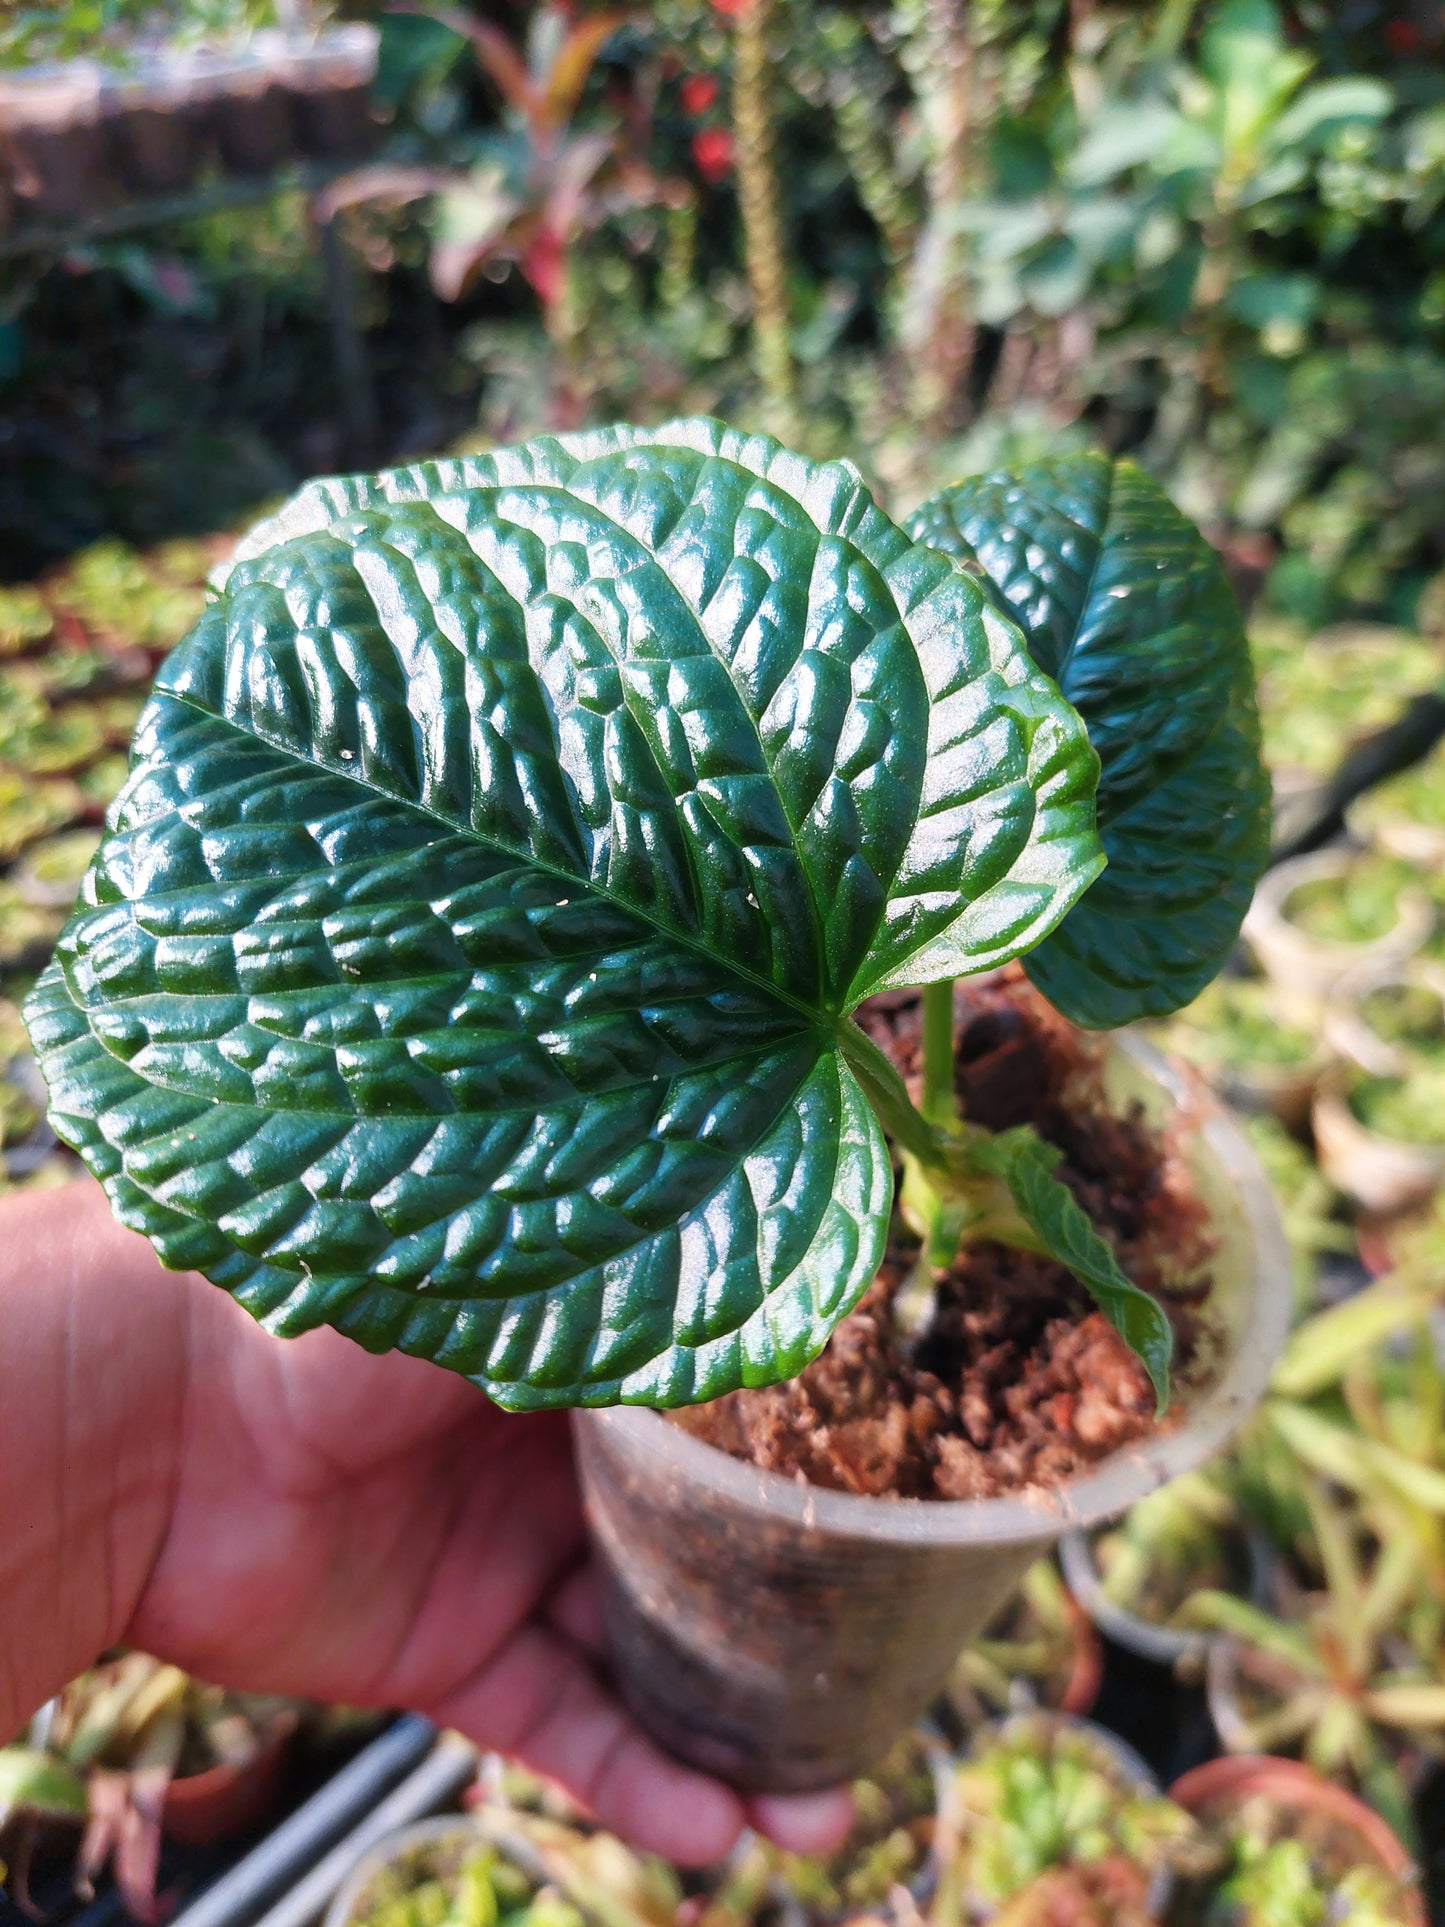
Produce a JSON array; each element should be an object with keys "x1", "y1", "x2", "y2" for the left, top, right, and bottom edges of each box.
[{"x1": 147, "y1": 686, "x2": 856, "y2": 1034}]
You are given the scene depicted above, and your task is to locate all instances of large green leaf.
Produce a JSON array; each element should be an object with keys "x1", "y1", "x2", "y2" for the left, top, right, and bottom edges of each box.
[
  {"x1": 26, "y1": 419, "x2": 1103, "y2": 1410},
  {"x1": 906, "y1": 450, "x2": 1270, "y2": 1027}
]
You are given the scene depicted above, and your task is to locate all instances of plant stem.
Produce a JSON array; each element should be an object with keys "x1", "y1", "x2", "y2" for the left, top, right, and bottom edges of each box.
[
  {"x1": 921, "y1": 979, "x2": 958, "y2": 1126},
  {"x1": 837, "y1": 1018, "x2": 950, "y2": 1169},
  {"x1": 732, "y1": 0, "x2": 797, "y2": 437}
]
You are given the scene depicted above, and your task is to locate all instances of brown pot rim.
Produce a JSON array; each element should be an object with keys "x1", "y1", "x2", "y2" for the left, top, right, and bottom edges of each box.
[{"x1": 1168, "y1": 1753, "x2": 1424, "y2": 1920}]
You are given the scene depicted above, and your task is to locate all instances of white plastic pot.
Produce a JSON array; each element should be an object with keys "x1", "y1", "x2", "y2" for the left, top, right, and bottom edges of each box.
[
  {"x1": 573, "y1": 1035, "x2": 1293, "y2": 1792},
  {"x1": 1323, "y1": 959, "x2": 1445, "y2": 1080},
  {"x1": 1243, "y1": 850, "x2": 1434, "y2": 1018},
  {"x1": 1312, "y1": 1078, "x2": 1445, "y2": 1218}
]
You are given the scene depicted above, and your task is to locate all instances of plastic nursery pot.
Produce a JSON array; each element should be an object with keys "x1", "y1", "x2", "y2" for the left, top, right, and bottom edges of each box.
[
  {"x1": 1311, "y1": 1076, "x2": 1445, "y2": 1218},
  {"x1": 0, "y1": 64, "x2": 112, "y2": 224},
  {"x1": 258, "y1": 26, "x2": 380, "y2": 160},
  {"x1": 1057, "y1": 1499, "x2": 1275, "y2": 1674},
  {"x1": 323, "y1": 1815, "x2": 528, "y2": 1927},
  {"x1": 1155, "y1": 978, "x2": 1332, "y2": 1135},
  {"x1": 572, "y1": 1035, "x2": 1293, "y2": 1794},
  {"x1": 161, "y1": 1715, "x2": 295, "y2": 1846},
  {"x1": 1168, "y1": 1754, "x2": 1426, "y2": 1927},
  {"x1": 1242, "y1": 850, "x2": 1435, "y2": 1020},
  {"x1": 1323, "y1": 959, "x2": 1445, "y2": 1081}
]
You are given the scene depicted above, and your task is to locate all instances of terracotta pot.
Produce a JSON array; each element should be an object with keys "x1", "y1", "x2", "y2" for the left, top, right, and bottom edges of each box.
[
  {"x1": 103, "y1": 59, "x2": 202, "y2": 198},
  {"x1": 161, "y1": 1719, "x2": 294, "y2": 1846},
  {"x1": 1312, "y1": 1079, "x2": 1445, "y2": 1217},
  {"x1": 0, "y1": 64, "x2": 112, "y2": 224},
  {"x1": 259, "y1": 26, "x2": 379, "y2": 161},
  {"x1": 1168, "y1": 1754, "x2": 1426, "y2": 1927},
  {"x1": 184, "y1": 52, "x2": 295, "y2": 178},
  {"x1": 572, "y1": 1036, "x2": 1293, "y2": 1793},
  {"x1": 1243, "y1": 850, "x2": 1434, "y2": 1021}
]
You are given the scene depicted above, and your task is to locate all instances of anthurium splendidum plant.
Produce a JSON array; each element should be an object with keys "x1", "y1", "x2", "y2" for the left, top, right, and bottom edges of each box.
[{"x1": 24, "y1": 419, "x2": 1269, "y2": 1417}]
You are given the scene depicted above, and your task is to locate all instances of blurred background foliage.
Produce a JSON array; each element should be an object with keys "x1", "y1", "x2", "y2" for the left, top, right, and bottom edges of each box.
[{"x1": 4, "y1": 0, "x2": 1445, "y2": 642}]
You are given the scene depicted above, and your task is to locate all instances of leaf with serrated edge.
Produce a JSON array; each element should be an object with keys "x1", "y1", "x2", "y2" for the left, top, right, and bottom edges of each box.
[
  {"x1": 907, "y1": 450, "x2": 1270, "y2": 1027},
  {"x1": 26, "y1": 418, "x2": 1102, "y2": 1409},
  {"x1": 967, "y1": 1128, "x2": 1173, "y2": 1410}
]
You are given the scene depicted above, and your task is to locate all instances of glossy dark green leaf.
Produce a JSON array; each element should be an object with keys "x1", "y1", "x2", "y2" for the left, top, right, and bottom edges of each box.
[
  {"x1": 26, "y1": 418, "x2": 1103, "y2": 1409},
  {"x1": 907, "y1": 451, "x2": 1270, "y2": 1027},
  {"x1": 965, "y1": 1127, "x2": 1172, "y2": 1410}
]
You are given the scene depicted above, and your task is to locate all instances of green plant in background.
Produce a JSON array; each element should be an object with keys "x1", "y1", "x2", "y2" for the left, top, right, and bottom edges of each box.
[
  {"x1": 934, "y1": 1716, "x2": 1199, "y2": 1923},
  {"x1": 950, "y1": 1557, "x2": 1095, "y2": 1719},
  {"x1": 21, "y1": 420, "x2": 1268, "y2": 1412},
  {"x1": 1250, "y1": 623, "x2": 1445, "y2": 782},
  {"x1": 0, "y1": 1653, "x2": 296, "y2": 1921},
  {"x1": 1091, "y1": 1472, "x2": 1245, "y2": 1631},
  {"x1": 1349, "y1": 1066, "x2": 1445, "y2": 1147},
  {"x1": 1239, "y1": 1114, "x2": 1350, "y2": 1310},
  {"x1": 1283, "y1": 856, "x2": 1425, "y2": 948},
  {"x1": 1190, "y1": 1275, "x2": 1445, "y2": 1841},
  {"x1": 1158, "y1": 977, "x2": 1319, "y2": 1073},
  {"x1": 0, "y1": 0, "x2": 284, "y2": 65},
  {"x1": 1205, "y1": 1830, "x2": 1407, "y2": 1927}
]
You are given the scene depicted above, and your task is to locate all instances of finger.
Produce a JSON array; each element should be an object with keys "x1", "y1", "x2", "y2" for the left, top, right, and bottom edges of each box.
[
  {"x1": 545, "y1": 1559, "x2": 607, "y2": 1656},
  {"x1": 431, "y1": 1621, "x2": 746, "y2": 1866},
  {"x1": 747, "y1": 1787, "x2": 856, "y2": 1856}
]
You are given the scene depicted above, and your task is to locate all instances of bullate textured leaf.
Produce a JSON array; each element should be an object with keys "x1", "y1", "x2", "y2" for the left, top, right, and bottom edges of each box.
[
  {"x1": 26, "y1": 418, "x2": 1103, "y2": 1409},
  {"x1": 907, "y1": 451, "x2": 1271, "y2": 1027}
]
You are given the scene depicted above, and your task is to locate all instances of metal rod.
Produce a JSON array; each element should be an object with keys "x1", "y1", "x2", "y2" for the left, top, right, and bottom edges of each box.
[{"x1": 171, "y1": 1715, "x2": 439, "y2": 1927}]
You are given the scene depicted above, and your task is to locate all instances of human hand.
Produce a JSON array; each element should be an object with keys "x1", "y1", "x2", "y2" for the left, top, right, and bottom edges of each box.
[{"x1": 0, "y1": 1182, "x2": 852, "y2": 1866}]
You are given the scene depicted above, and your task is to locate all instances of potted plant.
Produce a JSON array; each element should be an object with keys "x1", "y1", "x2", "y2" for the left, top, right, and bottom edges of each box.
[
  {"x1": 1169, "y1": 1755, "x2": 1425, "y2": 1926},
  {"x1": 0, "y1": 1742, "x2": 88, "y2": 1914},
  {"x1": 1149, "y1": 976, "x2": 1330, "y2": 1132},
  {"x1": 22, "y1": 422, "x2": 1291, "y2": 1791},
  {"x1": 691, "y1": 1729, "x2": 942, "y2": 1927},
  {"x1": 930, "y1": 1713, "x2": 1200, "y2": 1926},
  {"x1": 1057, "y1": 1473, "x2": 1266, "y2": 1672},
  {"x1": 1349, "y1": 740, "x2": 1445, "y2": 871},
  {"x1": 0, "y1": 1653, "x2": 299, "y2": 1921},
  {"x1": 1312, "y1": 1066, "x2": 1445, "y2": 1217},
  {"x1": 1243, "y1": 851, "x2": 1434, "y2": 1019},
  {"x1": 1189, "y1": 1460, "x2": 1445, "y2": 1846},
  {"x1": 326, "y1": 1799, "x2": 693, "y2": 1927}
]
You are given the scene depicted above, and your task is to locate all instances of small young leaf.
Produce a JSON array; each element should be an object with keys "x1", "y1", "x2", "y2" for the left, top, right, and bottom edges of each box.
[
  {"x1": 907, "y1": 451, "x2": 1271, "y2": 1027},
  {"x1": 965, "y1": 1127, "x2": 1173, "y2": 1409},
  {"x1": 26, "y1": 419, "x2": 1104, "y2": 1409}
]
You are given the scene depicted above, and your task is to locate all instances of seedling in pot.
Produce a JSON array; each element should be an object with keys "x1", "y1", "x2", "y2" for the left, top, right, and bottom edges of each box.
[
  {"x1": 693, "y1": 1732, "x2": 939, "y2": 1927},
  {"x1": 1190, "y1": 1462, "x2": 1445, "y2": 1846},
  {"x1": 0, "y1": 1653, "x2": 297, "y2": 1922},
  {"x1": 1170, "y1": 1756, "x2": 1425, "y2": 1927},
  {"x1": 1059, "y1": 1471, "x2": 1262, "y2": 1671},
  {"x1": 931, "y1": 1715, "x2": 1200, "y2": 1927},
  {"x1": 17, "y1": 423, "x2": 1289, "y2": 1789},
  {"x1": 21, "y1": 420, "x2": 1269, "y2": 1417}
]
